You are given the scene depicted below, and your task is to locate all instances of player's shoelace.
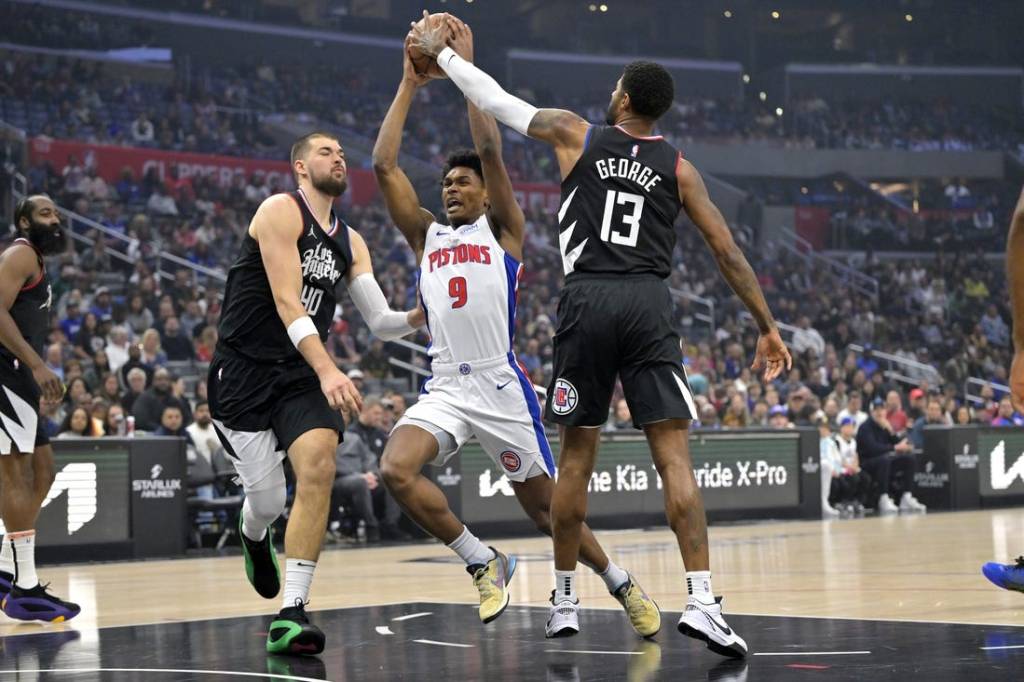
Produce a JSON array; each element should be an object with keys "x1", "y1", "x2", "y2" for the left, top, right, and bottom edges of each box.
[
  {"x1": 1015, "y1": 556, "x2": 1024, "y2": 570},
  {"x1": 619, "y1": 583, "x2": 647, "y2": 620},
  {"x1": 473, "y1": 567, "x2": 500, "y2": 600}
]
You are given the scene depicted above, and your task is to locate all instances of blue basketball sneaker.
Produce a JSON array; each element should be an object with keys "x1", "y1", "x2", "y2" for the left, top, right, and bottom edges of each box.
[
  {"x1": 982, "y1": 556, "x2": 1024, "y2": 592},
  {"x1": 0, "y1": 570, "x2": 11, "y2": 600}
]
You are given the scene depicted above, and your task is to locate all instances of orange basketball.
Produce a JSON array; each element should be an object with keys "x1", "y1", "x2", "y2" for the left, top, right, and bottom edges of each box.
[{"x1": 407, "y1": 12, "x2": 451, "y2": 80}]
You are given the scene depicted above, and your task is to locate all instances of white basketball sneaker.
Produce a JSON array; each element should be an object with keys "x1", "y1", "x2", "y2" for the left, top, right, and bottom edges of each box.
[
  {"x1": 545, "y1": 593, "x2": 580, "y2": 638},
  {"x1": 899, "y1": 491, "x2": 927, "y2": 512},
  {"x1": 677, "y1": 597, "x2": 748, "y2": 659},
  {"x1": 877, "y1": 494, "x2": 899, "y2": 515}
]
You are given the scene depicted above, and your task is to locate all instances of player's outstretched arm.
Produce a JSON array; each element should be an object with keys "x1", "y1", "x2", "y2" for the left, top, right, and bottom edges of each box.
[
  {"x1": 0, "y1": 245, "x2": 62, "y2": 401},
  {"x1": 467, "y1": 99, "x2": 525, "y2": 260},
  {"x1": 372, "y1": 39, "x2": 434, "y2": 259},
  {"x1": 252, "y1": 195, "x2": 362, "y2": 415},
  {"x1": 678, "y1": 157, "x2": 792, "y2": 381},
  {"x1": 346, "y1": 228, "x2": 425, "y2": 339},
  {"x1": 411, "y1": 12, "x2": 589, "y2": 178},
  {"x1": 1008, "y1": 186, "x2": 1024, "y2": 412}
]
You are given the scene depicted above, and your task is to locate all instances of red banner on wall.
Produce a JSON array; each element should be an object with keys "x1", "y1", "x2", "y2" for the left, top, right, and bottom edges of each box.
[{"x1": 27, "y1": 137, "x2": 379, "y2": 206}]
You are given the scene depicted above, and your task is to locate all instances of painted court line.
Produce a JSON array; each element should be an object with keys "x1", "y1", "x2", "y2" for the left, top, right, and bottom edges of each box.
[
  {"x1": 754, "y1": 651, "x2": 871, "y2": 656},
  {"x1": 414, "y1": 639, "x2": 474, "y2": 649},
  {"x1": 392, "y1": 612, "x2": 433, "y2": 622},
  {"x1": 980, "y1": 644, "x2": 1024, "y2": 650},
  {"x1": 375, "y1": 626, "x2": 394, "y2": 636},
  {"x1": 0, "y1": 669, "x2": 322, "y2": 681},
  {"x1": 544, "y1": 649, "x2": 644, "y2": 656}
]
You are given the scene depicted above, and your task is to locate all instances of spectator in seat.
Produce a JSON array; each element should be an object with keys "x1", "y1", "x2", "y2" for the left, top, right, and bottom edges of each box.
[
  {"x1": 604, "y1": 398, "x2": 634, "y2": 432},
  {"x1": 837, "y1": 391, "x2": 868, "y2": 429},
  {"x1": 161, "y1": 317, "x2": 195, "y2": 361},
  {"x1": 131, "y1": 112, "x2": 155, "y2": 144},
  {"x1": 856, "y1": 398, "x2": 926, "y2": 514},
  {"x1": 955, "y1": 405, "x2": 974, "y2": 425},
  {"x1": 791, "y1": 315, "x2": 825, "y2": 357},
  {"x1": 346, "y1": 368, "x2": 366, "y2": 394},
  {"x1": 909, "y1": 399, "x2": 949, "y2": 449},
  {"x1": 140, "y1": 328, "x2": 168, "y2": 367},
  {"x1": 132, "y1": 367, "x2": 191, "y2": 431},
  {"x1": 991, "y1": 397, "x2": 1024, "y2": 427},
  {"x1": 980, "y1": 304, "x2": 1010, "y2": 347},
  {"x1": 885, "y1": 390, "x2": 909, "y2": 435},
  {"x1": 185, "y1": 401, "x2": 220, "y2": 465},
  {"x1": 720, "y1": 394, "x2": 750, "y2": 429},
  {"x1": 832, "y1": 417, "x2": 871, "y2": 514},
  {"x1": 154, "y1": 405, "x2": 193, "y2": 443},
  {"x1": 330, "y1": 431, "x2": 406, "y2": 542},
  {"x1": 106, "y1": 326, "x2": 132, "y2": 372},
  {"x1": 44, "y1": 343, "x2": 65, "y2": 382},
  {"x1": 768, "y1": 405, "x2": 792, "y2": 429},
  {"x1": 57, "y1": 406, "x2": 100, "y2": 438},
  {"x1": 819, "y1": 419, "x2": 842, "y2": 518},
  {"x1": 347, "y1": 395, "x2": 389, "y2": 460},
  {"x1": 126, "y1": 294, "x2": 154, "y2": 335},
  {"x1": 121, "y1": 367, "x2": 148, "y2": 413},
  {"x1": 360, "y1": 339, "x2": 391, "y2": 378},
  {"x1": 906, "y1": 387, "x2": 926, "y2": 421},
  {"x1": 104, "y1": 403, "x2": 126, "y2": 436}
]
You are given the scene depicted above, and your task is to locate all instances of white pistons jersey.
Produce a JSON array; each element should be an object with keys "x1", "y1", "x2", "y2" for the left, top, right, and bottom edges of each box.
[
  {"x1": 418, "y1": 214, "x2": 520, "y2": 364},
  {"x1": 399, "y1": 212, "x2": 555, "y2": 483}
]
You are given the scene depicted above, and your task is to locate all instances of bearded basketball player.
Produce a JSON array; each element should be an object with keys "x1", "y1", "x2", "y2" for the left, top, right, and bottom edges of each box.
[
  {"x1": 412, "y1": 14, "x2": 791, "y2": 657},
  {"x1": 0, "y1": 195, "x2": 80, "y2": 622}
]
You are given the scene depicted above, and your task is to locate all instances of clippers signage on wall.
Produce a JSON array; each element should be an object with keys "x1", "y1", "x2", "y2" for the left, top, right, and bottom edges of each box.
[
  {"x1": 462, "y1": 433, "x2": 803, "y2": 525},
  {"x1": 979, "y1": 430, "x2": 1024, "y2": 498}
]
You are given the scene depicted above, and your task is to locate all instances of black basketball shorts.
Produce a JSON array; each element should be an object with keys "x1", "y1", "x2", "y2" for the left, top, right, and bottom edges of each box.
[
  {"x1": 207, "y1": 346, "x2": 345, "y2": 489},
  {"x1": 544, "y1": 274, "x2": 697, "y2": 429},
  {"x1": 0, "y1": 356, "x2": 49, "y2": 455}
]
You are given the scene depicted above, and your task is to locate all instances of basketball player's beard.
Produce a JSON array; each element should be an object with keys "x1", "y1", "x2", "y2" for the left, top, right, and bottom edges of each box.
[
  {"x1": 25, "y1": 220, "x2": 67, "y2": 255},
  {"x1": 310, "y1": 171, "x2": 347, "y2": 198}
]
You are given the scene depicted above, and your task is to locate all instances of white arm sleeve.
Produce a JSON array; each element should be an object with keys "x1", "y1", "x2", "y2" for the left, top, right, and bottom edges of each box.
[
  {"x1": 437, "y1": 47, "x2": 538, "y2": 136},
  {"x1": 348, "y1": 273, "x2": 417, "y2": 341}
]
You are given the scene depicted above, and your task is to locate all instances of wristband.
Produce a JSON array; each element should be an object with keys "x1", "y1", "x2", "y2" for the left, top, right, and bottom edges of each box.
[{"x1": 287, "y1": 315, "x2": 318, "y2": 350}]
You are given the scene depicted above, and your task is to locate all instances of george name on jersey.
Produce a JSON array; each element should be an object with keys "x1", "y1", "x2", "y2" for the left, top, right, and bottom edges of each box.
[
  {"x1": 427, "y1": 243, "x2": 492, "y2": 272},
  {"x1": 595, "y1": 158, "x2": 662, "y2": 193}
]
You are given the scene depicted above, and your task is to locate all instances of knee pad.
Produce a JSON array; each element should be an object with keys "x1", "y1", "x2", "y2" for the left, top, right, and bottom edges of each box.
[{"x1": 243, "y1": 465, "x2": 287, "y2": 525}]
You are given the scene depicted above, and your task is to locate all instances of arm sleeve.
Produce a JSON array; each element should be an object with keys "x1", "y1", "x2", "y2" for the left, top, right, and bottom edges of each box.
[
  {"x1": 348, "y1": 273, "x2": 416, "y2": 341},
  {"x1": 436, "y1": 47, "x2": 538, "y2": 136}
]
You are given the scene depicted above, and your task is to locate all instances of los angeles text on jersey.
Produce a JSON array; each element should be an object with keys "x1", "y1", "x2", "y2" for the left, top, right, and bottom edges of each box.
[
  {"x1": 594, "y1": 157, "x2": 663, "y2": 193},
  {"x1": 427, "y1": 243, "x2": 492, "y2": 272}
]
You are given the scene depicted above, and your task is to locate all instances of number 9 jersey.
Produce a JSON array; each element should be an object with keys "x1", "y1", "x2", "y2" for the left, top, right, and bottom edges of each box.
[{"x1": 556, "y1": 125, "x2": 682, "y2": 279}]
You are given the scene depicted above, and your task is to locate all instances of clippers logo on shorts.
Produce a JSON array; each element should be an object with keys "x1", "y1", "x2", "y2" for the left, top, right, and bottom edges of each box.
[
  {"x1": 500, "y1": 450, "x2": 522, "y2": 473},
  {"x1": 551, "y1": 378, "x2": 578, "y2": 415}
]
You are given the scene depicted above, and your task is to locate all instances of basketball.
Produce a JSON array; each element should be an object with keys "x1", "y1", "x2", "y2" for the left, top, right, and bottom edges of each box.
[{"x1": 407, "y1": 12, "x2": 451, "y2": 80}]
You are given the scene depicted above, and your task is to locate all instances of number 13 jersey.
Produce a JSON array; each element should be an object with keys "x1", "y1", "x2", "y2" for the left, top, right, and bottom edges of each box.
[
  {"x1": 418, "y1": 214, "x2": 521, "y2": 365},
  {"x1": 557, "y1": 125, "x2": 683, "y2": 280}
]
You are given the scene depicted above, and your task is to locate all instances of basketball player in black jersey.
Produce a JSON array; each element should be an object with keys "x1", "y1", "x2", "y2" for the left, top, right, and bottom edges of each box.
[
  {"x1": 208, "y1": 132, "x2": 423, "y2": 655},
  {"x1": 0, "y1": 195, "x2": 80, "y2": 622},
  {"x1": 413, "y1": 16, "x2": 791, "y2": 656}
]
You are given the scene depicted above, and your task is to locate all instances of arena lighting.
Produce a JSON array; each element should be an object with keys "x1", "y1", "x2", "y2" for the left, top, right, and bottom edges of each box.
[
  {"x1": 600, "y1": 4, "x2": 608, "y2": 12},
  {"x1": 905, "y1": 13, "x2": 913, "y2": 22},
  {"x1": 742, "y1": 73, "x2": 751, "y2": 83},
  {"x1": 800, "y1": 186, "x2": 809, "y2": 195},
  {"x1": 723, "y1": 9, "x2": 733, "y2": 18},
  {"x1": 771, "y1": 10, "x2": 781, "y2": 19},
  {"x1": 775, "y1": 107, "x2": 783, "y2": 116},
  {"x1": 759, "y1": 91, "x2": 767, "y2": 101},
  {"x1": 589, "y1": 3, "x2": 597, "y2": 10}
]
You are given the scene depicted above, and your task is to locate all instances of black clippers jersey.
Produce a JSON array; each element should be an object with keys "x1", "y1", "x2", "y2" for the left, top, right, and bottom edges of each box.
[
  {"x1": 0, "y1": 239, "x2": 51, "y2": 363},
  {"x1": 217, "y1": 189, "x2": 352, "y2": 364},
  {"x1": 557, "y1": 125, "x2": 683, "y2": 279}
]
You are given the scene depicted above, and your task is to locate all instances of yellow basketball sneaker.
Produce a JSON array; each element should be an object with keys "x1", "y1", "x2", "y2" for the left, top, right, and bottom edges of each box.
[
  {"x1": 470, "y1": 547, "x2": 518, "y2": 624},
  {"x1": 613, "y1": 573, "x2": 661, "y2": 637}
]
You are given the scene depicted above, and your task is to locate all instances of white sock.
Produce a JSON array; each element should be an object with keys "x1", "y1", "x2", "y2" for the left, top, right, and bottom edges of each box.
[
  {"x1": 598, "y1": 560, "x2": 630, "y2": 593},
  {"x1": 555, "y1": 570, "x2": 577, "y2": 603},
  {"x1": 446, "y1": 526, "x2": 495, "y2": 568},
  {"x1": 10, "y1": 530, "x2": 38, "y2": 589},
  {"x1": 281, "y1": 558, "x2": 316, "y2": 610},
  {"x1": 0, "y1": 535, "x2": 13, "y2": 576},
  {"x1": 686, "y1": 570, "x2": 714, "y2": 605},
  {"x1": 241, "y1": 500, "x2": 269, "y2": 542}
]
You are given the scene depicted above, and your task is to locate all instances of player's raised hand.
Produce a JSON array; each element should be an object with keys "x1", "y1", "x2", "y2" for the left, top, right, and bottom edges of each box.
[
  {"x1": 402, "y1": 35, "x2": 431, "y2": 88},
  {"x1": 1010, "y1": 349, "x2": 1024, "y2": 414},
  {"x1": 751, "y1": 328, "x2": 792, "y2": 382},
  {"x1": 320, "y1": 366, "x2": 363, "y2": 420},
  {"x1": 31, "y1": 362, "x2": 64, "y2": 403},
  {"x1": 409, "y1": 10, "x2": 449, "y2": 58},
  {"x1": 446, "y1": 15, "x2": 473, "y2": 62}
]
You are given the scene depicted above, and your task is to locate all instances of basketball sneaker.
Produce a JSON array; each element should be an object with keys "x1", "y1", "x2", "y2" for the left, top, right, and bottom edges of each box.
[
  {"x1": 612, "y1": 573, "x2": 661, "y2": 637},
  {"x1": 876, "y1": 494, "x2": 899, "y2": 515},
  {"x1": 982, "y1": 556, "x2": 1024, "y2": 592},
  {"x1": 266, "y1": 600, "x2": 325, "y2": 655},
  {"x1": 1, "y1": 583, "x2": 81, "y2": 623},
  {"x1": 469, "y1": 547, "x2": 517, "y2": 624},
  {"x1": 899, "y1": 492, "x2": 927, "y2": 513},
  {"x1": 545, "y1": 592, "x2": 580, "y2": 638},
  {"x1": 677, "y1": 596, "x2": 747, "y2": 659},
  {"x1": 239, "y1": 516, "x2": 280, "y2": 599}
]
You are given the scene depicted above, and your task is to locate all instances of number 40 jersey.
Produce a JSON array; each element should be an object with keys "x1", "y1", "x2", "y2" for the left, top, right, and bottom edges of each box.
[{"x1": 556, "y1": 125, "x2": 683, "y2": 279}]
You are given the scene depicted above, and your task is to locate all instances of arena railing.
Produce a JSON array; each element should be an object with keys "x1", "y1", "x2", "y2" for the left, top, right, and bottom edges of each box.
[
  {"x1": 780, "y1": 226, "x2": 879, "y2": 298},
  {"x1": 965, "y1": 377, "x2": 1011, "y2": 406},
  {"x1": 846, "y1": 343, "x2": 943, "y2": 387}
]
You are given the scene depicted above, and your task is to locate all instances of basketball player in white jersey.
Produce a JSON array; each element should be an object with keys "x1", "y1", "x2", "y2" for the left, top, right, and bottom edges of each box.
[{"x1": 371, "y1": 33, "x2": 660, "y2": 636}]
